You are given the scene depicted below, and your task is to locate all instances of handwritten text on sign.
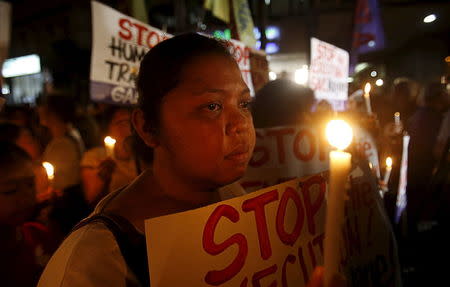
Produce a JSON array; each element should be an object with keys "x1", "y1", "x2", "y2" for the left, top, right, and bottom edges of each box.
[
  {"x1": 146, "y1": 174, "x2": 327, "y2": 287},
  {"x1": 240, "y1": 125, "x2": 329, "y2": 193},
  {"x1": 309, "y1": 37, "x2": 349, "y2": 103},
  {"x1": 90, "y1": 1, "x2": 255, "y2": 105}
]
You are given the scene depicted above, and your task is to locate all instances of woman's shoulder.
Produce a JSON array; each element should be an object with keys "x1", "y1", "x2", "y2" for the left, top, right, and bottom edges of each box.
[{"x1": 38, "y1": 221, "x2": 140, "y2": 287}]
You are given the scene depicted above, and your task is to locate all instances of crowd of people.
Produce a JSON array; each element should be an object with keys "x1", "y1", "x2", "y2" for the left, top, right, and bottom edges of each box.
[{"x1": 0, "y1": 33, "x2": 448, "y2": 286}]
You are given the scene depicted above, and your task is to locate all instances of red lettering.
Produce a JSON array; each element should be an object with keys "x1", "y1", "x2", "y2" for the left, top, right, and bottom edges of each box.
[
  {"x1": 118, "y1": 18, "x2": 132, "y2": 40},
  {"x1": 300, "y1": 175, "x2": 326, "y2": 235},
  {"x1": 131, "y1": 22, "x2": 149, "y2": 46},
  {"x1": 146, "y1": 31, "x2": 161, "y2": 48},
  {"x1": 293, "y1": 129, "x2": 316, "y2": 161},
  {"x1": 242, "y1": 190, "x2": 279, "y2": 260},
  {"x1": 249, "y1": 131, "x2": 269, "y2": 167},
  {"x1": 203, "y1": 205, "x2": 248, "y2": 285},
  {"x1": 298, "y1": 247, "x2": 309, "y2": 285},
  {"x1": 267, "y1": 128, "x2": 295, "y2": 164},
  {"x1": 276, "y1": 187, "x2": 305, "y2": 246},
  {"x1": 252, "y1": 264, "x2": 277, "y2": 287},
  {"x1": 281, "y1": 255, "x2": 296, "y2": 287},
  {"x1": 241, "y1": 278, "x2": 248, "y2": 287},
  {"x1": 307, "y1": 241, "x2": 317, "y2": 267}
]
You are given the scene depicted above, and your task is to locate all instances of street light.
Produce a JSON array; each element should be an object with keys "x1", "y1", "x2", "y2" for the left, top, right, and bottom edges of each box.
[{"x1": 423, "y1": 14, "x2": 436, "y2": 23}]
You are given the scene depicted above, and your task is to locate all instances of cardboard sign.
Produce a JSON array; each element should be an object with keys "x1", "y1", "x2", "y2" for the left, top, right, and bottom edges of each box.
[
  {"x1": 146, "y1": 174, "x2": 328, "y2": 287},
  {"x1": 309, "y1": 38, "x2": 349, "y2": 111},
  {"x1": 239, "y1": 125, "x2": 330, "y2": 193},
  {"x1": 90, "y1": 1, "x2": 170, "y2": 105},
  {"x1": 145, "y1": 166, "x2": 400, "y2": 287},
  {"x1": 353, "y1": 126, "x2": 381, "y2": 178},
  {"x1": 90, "y1": 1, "x2": 255, "y2": 105}
]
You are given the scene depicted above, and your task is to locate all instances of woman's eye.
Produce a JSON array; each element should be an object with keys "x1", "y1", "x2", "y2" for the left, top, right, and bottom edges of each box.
[
  {"x1": 206, "y1": 103, "x2": 221, "y2": 112},
  {"x1": 240, "y1": 100, "x2": 253, "y2": 110}
]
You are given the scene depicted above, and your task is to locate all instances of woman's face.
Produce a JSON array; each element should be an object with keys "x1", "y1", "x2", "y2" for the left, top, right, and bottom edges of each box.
[{"x1": 154, "y1": 54, "x2": 256, "y2": 187}]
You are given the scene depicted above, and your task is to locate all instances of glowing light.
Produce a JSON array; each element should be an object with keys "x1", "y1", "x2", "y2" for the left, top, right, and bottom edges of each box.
[
  {"x1": 294, "y1": 65, "x2": 308, "y2": 85},
  {"x1": 364, "y1": 83, "x2": 371, "y2": 94},
  {"x1": 265, "y1": 26, "x2": 280, "y2": 40},
  {"x1": 347, "y1": 77, "x2": 354, "y2": 83},
  {"x1": 445, "y1": 56, "x2": 450, "y2": 63},
  {"x1": 376, "y1": 79, "x2": 384, "y2": 86},
  {"x1": 2, "y1": 54, "x2": 41, "y2": 78},
  {"x1": 104, "y1": 136, "x2": 116, "y2": 146},
  {"x1": 265, "y1": 42, "x2": 279, "y2": 54},
  {"x1": 423, "y1": 14, "x2": 436, "y2": 23},
  {"x1": 326, "y1": 119, "x2": 353, "y2": 150},
  {"x1": 42, "y1": 162, "x2": 54, "y2": 180},
  {"x1": 368, "y1": 41, "x2": 376, "y2": 47},
  {"x1": 370, "y1": 71, "x2": 377, "y2": 77},
  {"x1": 386, "y1": 157, "x2": 393, "y2": 168},
  {"x1": 269, "y1": 71, "x2": 277, "y2": 81}
]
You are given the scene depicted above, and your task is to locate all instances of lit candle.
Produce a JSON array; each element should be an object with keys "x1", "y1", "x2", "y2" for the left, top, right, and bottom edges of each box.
[
  {"x1": 104, "y1": 136, "x2": 116, "y2": 158},
  {"x1": 42, "y1": 161, "x2": 54, "y2": 181},
  {"x1": 383, "y1": 157, "x2": 393, "y2": 185},
  {"x1": 394, "y1": 112, "x2": 400, "y2": 126},
  {"x1": 324, "y1": 119, "x2": 353, "y2": 287},
  {"x1": 364, "y1": 83, "x2": 372, "y2": 114}
]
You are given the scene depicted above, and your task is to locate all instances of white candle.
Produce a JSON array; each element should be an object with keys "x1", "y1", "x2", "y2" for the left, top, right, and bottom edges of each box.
[
  {"x1": 104, "y1": 136, "x2": 116, "y2": 158},
  {"x1": 394, "y1": 112, "x2": 400, "y2": 126},
  {"x1": 364, "y1": 83, "x2": 372, "y2": 114},
  {"x1": 42, "y1": 161, "x2": 54, "y2": 181},
  {"x1": 324, "y1": 119, "x2": 353, "y2": 287},
  {"x1": 383, "y1": 157, "x2": 393, "y2": 184}
]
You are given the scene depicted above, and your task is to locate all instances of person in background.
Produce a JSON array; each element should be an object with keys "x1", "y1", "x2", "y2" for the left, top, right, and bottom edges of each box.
[
  {"x1": 80, "y1": 106, "x2": 137, "y2": 206},
  {"x1": 38, "y1": 95, "x2": 85, "y2": 190},
  {"x1": 0, "y1": 121, "x2": 41, "y2": 161},
  {"x1": 0, "y1": 142, "x2": 56, "y2": 287}
]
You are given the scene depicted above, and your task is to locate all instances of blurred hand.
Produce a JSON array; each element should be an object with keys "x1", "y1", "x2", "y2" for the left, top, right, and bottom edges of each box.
[{"x1": 97, "y1": 158, "x2": 116, "y2": 183}]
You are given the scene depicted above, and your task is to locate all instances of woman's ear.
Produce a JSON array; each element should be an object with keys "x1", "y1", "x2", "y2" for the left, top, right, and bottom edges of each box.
[{"x1": 132, "y1": 108, "x2": 159, "y2": 148}]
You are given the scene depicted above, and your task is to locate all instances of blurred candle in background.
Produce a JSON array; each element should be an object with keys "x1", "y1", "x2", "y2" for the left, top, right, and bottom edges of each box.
[
  {"x1": 104, "y1": 136, "x2": 116, "y2": 158},
  {"x1": 364, "y1": 83, "x2": 372, "y2": 114}
]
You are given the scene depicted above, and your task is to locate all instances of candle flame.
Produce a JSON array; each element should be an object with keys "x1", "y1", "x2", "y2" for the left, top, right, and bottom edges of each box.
[
  {"x1": 394, "y1": 112, "x2": 400, "y2": 118},
  {"x1": 42, "y1": 162, "x2": 54, "y2": 180},
  {"x1": 364, "y1": 83, "x2": 371, "y2": 94},
  {"x1": 386, "y1": 157, "x2": 393, "y2": 168},
  {"x1": 104, "y1": 136, "x2": 116, "y2": 146},
  {"x1": 326, "y1": 119, "x2": 353, "y2": 150}
]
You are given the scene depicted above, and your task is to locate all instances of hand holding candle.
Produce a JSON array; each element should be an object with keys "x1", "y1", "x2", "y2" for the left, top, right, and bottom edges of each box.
[
  {"x1": 364, "y1": 83, "x2": 372, "y2": 115},
  {"x1": 104, "y1": 136, "x2": 116, "y2": 158},
  {"x1": 324, "y1": 119, "x2": 353, "y2": 287}
]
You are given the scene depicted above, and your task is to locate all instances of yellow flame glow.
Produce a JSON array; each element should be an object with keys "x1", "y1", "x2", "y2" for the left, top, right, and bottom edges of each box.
[
  {"x1": 42, "y1": 162, "x2": 54, "y2": 180},
  {"x1": 104, "y1": 136, "x2": 116, "y2": 147},
  {"x1": 326, "y1": 119, "x2": 353, "y2": 150},
  {"x1": 386, "y1": 157, "x2": 393, "y2": 168},
  {"x1": 364, "y1": 83, "x2": 371, "y2": 94}
]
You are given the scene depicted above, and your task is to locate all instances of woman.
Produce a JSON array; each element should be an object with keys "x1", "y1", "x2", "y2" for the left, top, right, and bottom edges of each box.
[{"x1": 38, "y1": 33, "x2": 327, "y2": 287}]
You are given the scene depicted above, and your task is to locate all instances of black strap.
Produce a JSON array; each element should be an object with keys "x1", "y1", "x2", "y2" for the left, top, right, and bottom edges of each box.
[{"x1": 72, "y1": 213, "x2": 150, "y2": 286}]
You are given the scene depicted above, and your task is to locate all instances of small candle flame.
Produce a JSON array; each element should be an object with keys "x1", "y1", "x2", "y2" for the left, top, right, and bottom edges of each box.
[
  {"x1": 104, "y1": 136, "x2": 116, "y2": 146},
  {"x1": 326, "y1": 119, "x2": 353, "y2": 150},
  {"x1": 386, "y1": 157, "x2": 393, "y2": 168},
  {"x1": 42, "y1": 162, "x2": 54, "y2": 180},
  {"x1": 394, "y1": 112, "x2": 400, "y2": 118},
  {"x1": 364, "y1": 83, "x2": 371, "y2": 94}
]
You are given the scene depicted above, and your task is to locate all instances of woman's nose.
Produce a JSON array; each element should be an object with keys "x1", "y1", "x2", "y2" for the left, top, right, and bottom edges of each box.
[{"x1": 225, "y1": 108, "x2": 251, "y2": 136}]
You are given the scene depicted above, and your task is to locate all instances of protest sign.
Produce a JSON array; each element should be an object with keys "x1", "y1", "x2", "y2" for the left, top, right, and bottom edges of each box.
[
  {"x1": 90, "y1": 1, "x2": 170, "y2": 105},
  {"x1": 145, "y1": 162, "x2": 401, "y2": 287},
  {"x1": 90, "y1": 1, "x2": 256, "y2": 105},
  {"x1": 239, "y1": 125, "x2": 329, "y2": 193},
  {"x1": 309, "y1": 38, "x2": 349, "y2": 111}
]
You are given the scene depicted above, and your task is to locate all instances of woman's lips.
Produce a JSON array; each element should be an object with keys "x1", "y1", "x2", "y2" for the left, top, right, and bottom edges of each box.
[{"x1": 225, "y1": 147, "x2": 250, "y2": 162}]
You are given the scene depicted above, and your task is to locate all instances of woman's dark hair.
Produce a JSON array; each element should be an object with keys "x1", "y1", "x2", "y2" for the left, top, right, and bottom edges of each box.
[{"x1": 136, "y1": 33, "x2": 233, "y2": 132}]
